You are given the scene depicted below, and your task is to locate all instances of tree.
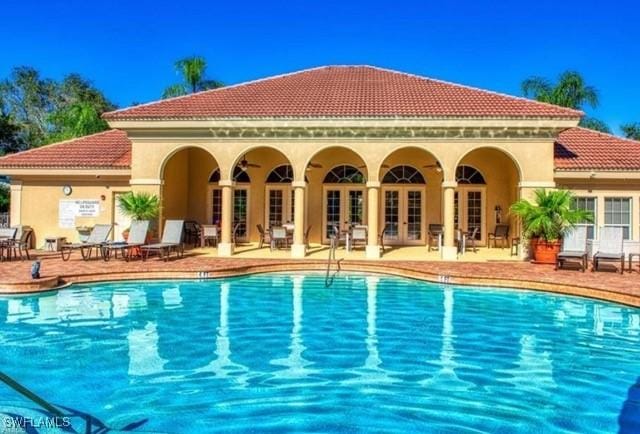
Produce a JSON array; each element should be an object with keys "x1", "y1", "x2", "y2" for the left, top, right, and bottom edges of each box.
[
  {"x1": 0, "y1": 183, "x2": 9, "y2": 213},
  {"x1": 621, "y1": 122, "x2": 640, "y2": 140},
  {"x1": 0, "y1": 113, "x2": 25, "y2": 155},
  {"x1": 522, "y1": 70, "x2": 609, "y2": 132},
  {"x1": 162, "y1": 56, "x2": 223, "y2": 98}
]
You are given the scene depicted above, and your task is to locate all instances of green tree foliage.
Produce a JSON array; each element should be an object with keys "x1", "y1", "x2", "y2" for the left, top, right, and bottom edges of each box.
[
  {"x1": 0, "y1": 66, "x2": 115, "y2": 150},
  {"x1": 162, "y1": 56, "x2": 223, "y2": 98},
  {"x1": 117, "y1": 192, "x2": 160, "y2": 220},
  {"x1": 578, "y1": 117, "x2": 611, "y2": 133},
  {"x1": 0, "y1": 183, "x2": 9, "y2": 212},
  {"x1": 621, "y1": 122, "x2": 640, "y2": 140}
]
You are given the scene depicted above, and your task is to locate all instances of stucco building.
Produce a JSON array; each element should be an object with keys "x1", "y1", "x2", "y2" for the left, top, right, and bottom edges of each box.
[{"x1": 1, "y1": 65, "x2": 639, "y2": 260}]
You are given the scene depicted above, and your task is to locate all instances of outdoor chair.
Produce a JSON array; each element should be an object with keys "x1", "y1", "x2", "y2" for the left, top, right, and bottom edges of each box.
[
  {"x1": 0, "y1": 227, "x2": 18, "y2": 262},
  {"x1": 378, "y1": 225, "x2": 388, "y2": 252},
  {"x1": 457, "y1": 227, "x2": 478, "y2": 254},
  {"x1": 9, "y1": 227, "x2": 33, "y2": 260},
  {"x1": 592, "y1": 226, "x2": 625, "y2": 274},
  {"x1": 102, "y1": 220, "x2": 150, "y2": 262},
  {"x1": 201, "y1": 225, "x2": 218, "y2": 247},
  {"x1": 141, "y1": 220, "x2": 185, "y2": 261},
  {"x1": 331, "y1": 225, "x2": 346, "y2": 249},
  {"x1": 232, "y1": 222, "x2": 242, "y2": 245},
  {"x1": 270, "y1": 226, "x2": 290, "y2": 250},
  {"x1": 257, "y1": 224, "x2": 270, "y2": 249},
  {"x1": 427, "y1": 224, "x2": 443, "y2": 252},
  {"x1": 351, "y1": 226, "x2": 367, "y2": 251},
  {"x1": 555, "y1": 226, "x2": 588, "y2": 272},
  {"x1": 489, "y1": 224, "x2": 510, "y2": 249},
  {"x1": 304, "y1": 225, "x2": 312, "y2": 248},
  {"x1": 61, "y1": 224, "x2": 112, "y2": 261},
  {"x1": 184, "y1": 220, "x2": 201, "y2": 246}
]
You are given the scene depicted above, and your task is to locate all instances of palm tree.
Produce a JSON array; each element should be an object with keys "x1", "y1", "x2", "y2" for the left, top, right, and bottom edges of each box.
[
  {"x1": 162, "y1": 56, "x2": 223, "y2": 98},
  {"x1": 521, "y1": 71, "x2": 608, "y2": 132},
  {"x1": 621, "y1": 122, "x2": 640, "y2": 140}
]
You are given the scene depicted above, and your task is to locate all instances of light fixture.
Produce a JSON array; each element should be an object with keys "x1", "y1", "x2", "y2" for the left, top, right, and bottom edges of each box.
[{"x1": 494, "y1": 205, "x2": 502, "y2": 212}]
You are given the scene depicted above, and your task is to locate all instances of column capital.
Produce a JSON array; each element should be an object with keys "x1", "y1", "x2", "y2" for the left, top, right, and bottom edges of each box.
[
  {"x1": 366, "y1": 181, "x2": 381, "y2": 188},
  {"x1": 441, "y1": 181, "x2": 458, "y2": 189},
  {"x1": 218, "y1": 180, "x2": 236, "y2": 188},
  {"x1": 9, "y1": 180, "x2": 23, "y2": 191},
  {"x1": 291, "y1": 181, "x2": 307, "y2": 189}
]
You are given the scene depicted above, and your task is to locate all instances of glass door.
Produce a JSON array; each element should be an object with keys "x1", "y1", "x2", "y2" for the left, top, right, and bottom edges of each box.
[
  {"x1": 405, "y1": 189, "x2": 424, "y2": 243},
  {"x1": 323, "y1": 187, "x2": 366, "y2": 243},
  {"x1": 265, "y1": 186, "x2": 294, "y2": 229},
  {"x1": 455, "y1": 188, "x2": 485, "y2": 244},
  {"x1": 383, "y1": 189, "x2": 400, "y2": 243},
  {"x1": 325, "y1": 189, "x2": 341, "y2": 241},
  {"x1": 233, "y1": 188, "x2": 249, "y2": 242},
  {"x1": 381, "y1": 187, "x2": 425, "y2": 245}
]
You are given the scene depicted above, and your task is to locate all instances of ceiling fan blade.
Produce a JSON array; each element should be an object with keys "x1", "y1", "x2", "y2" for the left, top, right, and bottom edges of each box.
[
  {"x1": 308, "y1": 162, "x2": 323, "y2": 168},
  {"x1": 381, "y1": 164, "x2": 390, "y2": 168},
  {"x1": 248, "y1": 163, "x2": 261, "y2": 168}
]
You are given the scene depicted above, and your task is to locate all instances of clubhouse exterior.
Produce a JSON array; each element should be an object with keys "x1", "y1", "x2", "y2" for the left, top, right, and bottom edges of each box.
[{"x1": 1, "y1": 65, "x2": 639, "y2": 260}]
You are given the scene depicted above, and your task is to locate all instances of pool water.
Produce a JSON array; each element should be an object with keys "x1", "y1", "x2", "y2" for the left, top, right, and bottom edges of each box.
[{"x1": 1, "y1": 273, "x2": 639, "y2": 433}]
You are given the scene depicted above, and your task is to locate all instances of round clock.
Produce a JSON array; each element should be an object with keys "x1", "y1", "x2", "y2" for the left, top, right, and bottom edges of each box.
[{"x1": 62, "y1": 185, "x2": 72, "y2": 196}]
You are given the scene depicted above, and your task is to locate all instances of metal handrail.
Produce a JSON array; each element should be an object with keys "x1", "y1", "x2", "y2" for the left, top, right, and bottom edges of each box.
[
  {"x1": 325, "y1": 234, "x2": 342, "y2": 287},
  {"x1": 0, "y1": 371, "x2": 65, "y2": 417}
]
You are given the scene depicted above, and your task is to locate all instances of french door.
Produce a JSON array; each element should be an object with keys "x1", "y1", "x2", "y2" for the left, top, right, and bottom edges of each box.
[
  {"x1": 265, "y1": 186, "x2": 294, "y2": 228},
  {"x1": 381, "y1": 187, "x2": 425, "y2": 245},
  {"x1": 207, "y1": 185, "x2": 250, "y2": 242},
  {"x1": 454, "y1": 188, "x2": 485, "y2": 245},
  {"x1": 322, "y1": 186, "x2": 366, "y2": 243}
]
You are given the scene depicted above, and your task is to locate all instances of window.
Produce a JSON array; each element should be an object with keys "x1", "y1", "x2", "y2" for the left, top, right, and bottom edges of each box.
[
  {"x1": 455, "y1": 166, "x2": 486, "y2": 184},
  {"x1": 382, "y1": 165, "x2": 426, "y2": 184},
  {"x1": 211, "y1": 189, "x2": 222, "y2": 225},
  {"x1": 266, "y1": 165, "x2": 294, "y2": 183},
  {"x1": 573, "y1": 197, "x2": 596, "y2": 240},
  {"x1": 209, "y1": 167, "x2": 251, "y2": 183},
  {"x1": 323, "y1": 165, "x2": 366, "y2": 183},
  {"x1": 604, "y1": 197, "x2": 631, "y2": 240}
]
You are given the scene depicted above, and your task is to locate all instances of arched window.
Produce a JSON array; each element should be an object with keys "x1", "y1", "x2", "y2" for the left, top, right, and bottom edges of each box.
[
  {"x1": 455, "y1": 165, "x2": 486, "y2": 184},
  {"x1": 323, "y1": 165, "x2": 366, "y2": 183},
  {"x1": 266, "y1": 165, "x2": 294, "y2": 183},
  {"x1": 382, "y1": 165, "x2": 426, "y2": 184},
  {"x1": 209, "y1": 167, "x2": 251, "y2": 183}
]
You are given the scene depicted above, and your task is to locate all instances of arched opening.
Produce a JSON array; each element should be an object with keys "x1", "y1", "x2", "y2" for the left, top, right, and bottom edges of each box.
[
  {"x1": 304, "y1": 147, "x2": 368, "y2": 244},
  {"x1": 378, "y1": 148, "x2": 442, "y2": 246},
  {"x1": 455, "y1": 148, "x2": 521, "y2": 245},
  {"x1": 160, "y1": 146, "x2": 218, "y2": 228}
]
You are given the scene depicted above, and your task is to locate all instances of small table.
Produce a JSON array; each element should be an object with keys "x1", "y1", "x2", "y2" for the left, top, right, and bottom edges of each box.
[
  {"x1": 629, "y1": 253, "x2": 640, "y2": 273},
  {"x1": 45, "y1": 237, "x2": 67, "y2": 252}
]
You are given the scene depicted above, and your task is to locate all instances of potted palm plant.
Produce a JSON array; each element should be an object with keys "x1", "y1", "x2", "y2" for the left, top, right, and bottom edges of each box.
[
  {"x1": 510, "y1": 189, "x2": 592, "y2": 264},
  {"x1": 117, "y1": 192, "x2": 160, "y2": 241}
]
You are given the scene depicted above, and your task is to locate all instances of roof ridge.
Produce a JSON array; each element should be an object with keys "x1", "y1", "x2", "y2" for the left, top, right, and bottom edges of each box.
[
  {"x1": 102, "y1": 65, "x2": 334, "y2": 119},
  {"x1": 0, "y1": 129, "x2": 124, "y2": 162},
  {"x1": 568, "y1": 126, "x2": 640, "y2": 144},
  {"x1": 365, "y1": 65, "x2": 583, "y2": 117}
]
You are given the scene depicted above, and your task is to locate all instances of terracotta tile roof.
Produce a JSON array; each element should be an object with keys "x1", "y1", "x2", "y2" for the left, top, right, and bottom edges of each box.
[
  {"x1": 0, "y1": 129, "x2": 131, "y2": 170},
  {"x1": 103, "y1": 65, "x2": 582, "y2": 120},
  {"x1": 554, "y1": 127, "x2": 640, "y2": 171}
]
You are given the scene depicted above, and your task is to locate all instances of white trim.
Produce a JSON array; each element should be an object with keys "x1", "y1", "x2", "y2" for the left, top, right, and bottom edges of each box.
[
  {"x1": 518, "y1": 181, "x2": 556, "y2": 188},
  {"x1": 130, "y1": 178, "x2": 163, "y2": 186}
]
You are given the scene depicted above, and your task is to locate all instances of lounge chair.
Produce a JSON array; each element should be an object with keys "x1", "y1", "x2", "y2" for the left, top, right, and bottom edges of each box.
[
  {"x1": 489, "y1": 224, "x2": 510, "y2": 249},
  {"x1": 102, "y1": 220, "x2": 150, "y2": 261},
  {"x1": 0, "y1": 227, "x2": 18, "y2": 261},
  {"x1": 555, "y1": 226, "x2": 588, "y2": 272},
  {"x1": 61, "y1": 224, "x2": 112, "y2": 261},
  {"x1": 141, "y1": 220, "x2": 185, "y2": 261},
  {"x1": 350, "y1": 226, "x2": 367, "y2": 251},
  {"x1": 427, "y1": 224, "x2": 443, "y2": 252},
  {"x1": 592, "y1": 226, "x2": 625, "y2": 274}
]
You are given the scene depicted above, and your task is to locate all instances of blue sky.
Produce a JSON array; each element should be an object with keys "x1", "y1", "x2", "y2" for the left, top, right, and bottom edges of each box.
[{"x1": 2, "y1": 0, "x2": 639, "y2": 134}]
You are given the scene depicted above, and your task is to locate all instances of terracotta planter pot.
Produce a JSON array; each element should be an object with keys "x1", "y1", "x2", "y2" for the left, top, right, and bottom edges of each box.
[{"x1": 530, "y1": 238, "x2": 561, "y2": 264}]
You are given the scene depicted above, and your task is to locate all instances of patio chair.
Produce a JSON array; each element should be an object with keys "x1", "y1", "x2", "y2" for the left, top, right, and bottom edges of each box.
[
  {"x1": 61, "y1": 224, "x2": 112, "y2": 261},
  {"x1": 351, "y1": 226, "x2": 367, "y2": 251},
  {"x1": 102, "y1": 220, "x2": 150, "y2": 261},
  {"x1": 378, "y1": 224, "x2": 388, "y2": 252},
  {"x1": 9, "y1": 227, "x2": 33, "y2": 260},
  {"x1": 465, "y1": 227, "x2": 479, "y2": 253},
  {"x1": 232, "y1": 222, "x2": 242, "y2": 245},
  {"x1": 331, "y1": 225, "x2": 347, "y2": 249},
  {"x1": 184, "y1": 220, "x2": 201, "y2": 246},
  {"x1": 555, "y1": 226, "x2": 588, "y2": 272},
  {"x1": 592, "y1": 226, "x2": 625, "y2": 274},
  {"x1": 0, "y1": 227, "x2": 18, "y2": 262},
  {"x1": 427, "y1": 224, "x2": 443, "y2": 252},
  {"x1": 201, "y1": 225, "x2": 218, "y2": 247},
  {"x1": 489, "y1": 224, "x2": 510, "y2": 249},
  {"x1": 270, "y1": 226, "x2": 289, "y2": 250},
  {"x1": 141, "y1": 220, "x2": 185, "y2": 261},
  {"x1": 304, "y1": 225, "x2": 312, "y2": 248},
  {"x1": 257, "y1": 224, "x2": 270, "y2": 249}
]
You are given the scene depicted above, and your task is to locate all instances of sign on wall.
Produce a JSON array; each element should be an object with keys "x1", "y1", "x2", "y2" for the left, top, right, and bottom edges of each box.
[{"x1": 58, "y1": 199, "x2": 101, "y2": 228}]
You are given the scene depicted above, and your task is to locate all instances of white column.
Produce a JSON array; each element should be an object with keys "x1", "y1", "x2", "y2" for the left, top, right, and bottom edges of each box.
[
  {"x1": 9, "y1": 180, "x2": 22, "y2": 226},
  {"x1": 291, "y1": 181, "x2": 307, "y2": 258},
  {"x1": 218, "y1": 180, "x2": 235, "y2": 257},
  {"x1": 441, "y1": 181, "x2": 458, "y2": 260},
  {"x1": 366, "y1": 181, "x2": 381, "y2": 259}
]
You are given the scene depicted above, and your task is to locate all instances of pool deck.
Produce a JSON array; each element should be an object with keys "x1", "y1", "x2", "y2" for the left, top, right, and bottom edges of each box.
[{"x1": 1, "y1": 246, "x2": 639, "y2": 307}]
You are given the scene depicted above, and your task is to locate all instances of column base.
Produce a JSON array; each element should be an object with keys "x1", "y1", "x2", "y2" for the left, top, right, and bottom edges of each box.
[
  {"x1": 291, "y1": 244, "x2": 307, "y2": 258},
  {"x1": 217, "y1": 242, "x2": 234, "y2": 257},
  {"x1": 440, "y1": 246, "x2": 458, "y2": 261},
  {"x1": 366, "y1": 245, "x2": 381, "y2": 259}
]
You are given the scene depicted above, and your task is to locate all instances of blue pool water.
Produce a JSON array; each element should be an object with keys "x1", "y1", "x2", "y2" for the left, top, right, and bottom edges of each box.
[{"x1": 1, "y1": 273, "x2": 639, "y2": 433}]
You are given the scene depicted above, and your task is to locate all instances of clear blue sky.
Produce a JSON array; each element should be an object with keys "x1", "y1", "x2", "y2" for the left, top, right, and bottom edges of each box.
[{"x1": 2, "y1": 0, "x2": 639, "y2": 134}]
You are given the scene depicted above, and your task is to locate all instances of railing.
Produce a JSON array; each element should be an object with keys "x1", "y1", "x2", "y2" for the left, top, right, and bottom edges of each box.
[
  {"x1": 325, "y1": 233, "x2": 342, "y2": 287},
  {"x1": 0, "y1": 212, "x2": 8, "y2": 228}
]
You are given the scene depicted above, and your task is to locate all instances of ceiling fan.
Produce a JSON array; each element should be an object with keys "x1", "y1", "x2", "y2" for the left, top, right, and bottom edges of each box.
[
  {"x1": 238, "y1": 154, "x2": 261, "y2": 171},
  {"x1": 306, "y1": 162, "x2": 323, "y2": 170},
  {"x1": 423, "y1": 161, "x2": 443, "y2": 172}
]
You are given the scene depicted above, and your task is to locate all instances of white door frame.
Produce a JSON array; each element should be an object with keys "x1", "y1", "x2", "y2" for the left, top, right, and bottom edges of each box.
[
  {"x1": 321, "y1": 185, "x2": 367, "y2": 244},
  {"x1": 455, "y1": 186, "x2": 487, "y2": 245}
]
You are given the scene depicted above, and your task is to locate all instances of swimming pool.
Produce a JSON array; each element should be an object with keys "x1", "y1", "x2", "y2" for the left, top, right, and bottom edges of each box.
[{"x1": 1, "y1": 273, "x2": 639, "y2": 433}]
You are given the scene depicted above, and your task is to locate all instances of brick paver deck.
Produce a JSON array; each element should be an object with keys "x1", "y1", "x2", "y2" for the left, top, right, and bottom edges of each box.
[{"x1": 0, "y1": 250, "x2": 639, "y2": 306}]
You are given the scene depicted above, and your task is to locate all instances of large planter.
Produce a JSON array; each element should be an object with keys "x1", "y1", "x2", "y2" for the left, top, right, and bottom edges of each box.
[{"x1": 530, "y1": 238, "x2": 561, "y2": 264}]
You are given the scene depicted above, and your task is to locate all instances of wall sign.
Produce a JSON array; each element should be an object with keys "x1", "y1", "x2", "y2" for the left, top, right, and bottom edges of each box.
[{"x1": 58, "y1": 199, "x2": 101, "y2": 228}]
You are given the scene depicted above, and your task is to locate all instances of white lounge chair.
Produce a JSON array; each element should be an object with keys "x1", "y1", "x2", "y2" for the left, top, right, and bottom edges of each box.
[
  {"x1": 141, "y1": 220, "x2": 185, "y2": 261},
  {"x1": 556, "y1": 226, "x2": 588, "y2": 272},
  {"x1": 61, "y1": 224, "x2": 112, "y2": 261},
  {"x1": 102, "y1": 220, "x2": 150, "y2": 261},
  {"x1": 592, "y1": 226, "x2": 625, "y2": 274}
]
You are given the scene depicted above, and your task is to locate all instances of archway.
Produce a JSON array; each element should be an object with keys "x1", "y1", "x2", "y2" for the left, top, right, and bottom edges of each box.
[{"x1": 454, "y1": 148, "x2": 521, "y2": 246}]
